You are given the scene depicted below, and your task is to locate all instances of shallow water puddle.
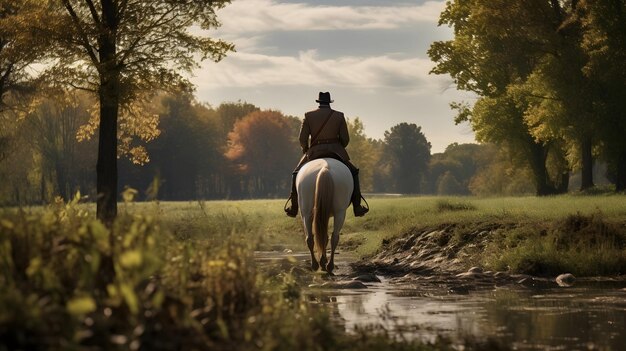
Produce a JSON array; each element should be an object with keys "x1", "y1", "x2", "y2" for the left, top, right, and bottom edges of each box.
[
  {"x1": 326, "y1": 283, "x2": 626, "y2": 350},
  {"x1": 256, "y1": 251, "x2": 626, "y2": 350}
]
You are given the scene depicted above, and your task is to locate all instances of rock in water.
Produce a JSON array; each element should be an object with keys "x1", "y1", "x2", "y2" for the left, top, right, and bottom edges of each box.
[
  {"x1": 556, "y1": 273, "x2": 576, "y2": 287},
  {"x1": 468, "y1": 266, "x2": 483, "y2": 274},
  {"x1": 309, "y1": 281, "x2": 368, "y2": 289},
  {"x1": 352, "y1": 274, "x2": 381, "y2": 283}
]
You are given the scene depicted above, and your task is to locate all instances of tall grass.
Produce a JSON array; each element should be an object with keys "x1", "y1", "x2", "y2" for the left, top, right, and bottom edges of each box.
[{"x1": 2, "y1": 197, "x2": 489, "y2": 351}]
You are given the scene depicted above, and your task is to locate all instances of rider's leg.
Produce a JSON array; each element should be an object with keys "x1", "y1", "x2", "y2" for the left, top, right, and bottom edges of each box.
[
  {"x1": 285, "y1": 171, "x2": 299, "y2": 217},
  {"x1": 285, "y1": 157, "x2": 306, "y2": 217},
  {"x1": 345, "y1": 161, "x2": 369, "y2": 217}
]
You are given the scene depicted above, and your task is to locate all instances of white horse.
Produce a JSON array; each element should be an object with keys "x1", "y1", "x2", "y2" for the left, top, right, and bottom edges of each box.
[{"x1": 296, "y1": 158, "x2": 353, "y2": 274}]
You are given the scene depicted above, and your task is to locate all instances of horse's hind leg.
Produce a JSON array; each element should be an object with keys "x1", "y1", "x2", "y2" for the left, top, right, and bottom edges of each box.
[
  {"x1": 327, "y1": 212, "x2": 346, "y2": 274},
  {"x1": 302, "y1": 215, "x2": 318, "y2": 271}
]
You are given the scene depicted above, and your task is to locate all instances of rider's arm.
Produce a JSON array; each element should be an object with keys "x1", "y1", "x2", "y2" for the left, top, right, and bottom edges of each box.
[
  {"x1": 299, "y1": 115, "x2": 310, "y2": 153},
  {"x1": 338, "y1": 113, "x2": 350, "y2": 147}
]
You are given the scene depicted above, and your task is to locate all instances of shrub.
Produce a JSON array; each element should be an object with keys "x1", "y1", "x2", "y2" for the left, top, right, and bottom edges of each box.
[{"x1": 484, "y1": 213, "x2": 626, "y2": 276}]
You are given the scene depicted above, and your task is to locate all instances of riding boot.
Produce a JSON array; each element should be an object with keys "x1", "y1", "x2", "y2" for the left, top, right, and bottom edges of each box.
[
  {"x1": 284, "y1": 171, "x2": 299, "y2": 217},
  {"x1": 351, "y1": 168, "x2": 369, "y2": 217}
]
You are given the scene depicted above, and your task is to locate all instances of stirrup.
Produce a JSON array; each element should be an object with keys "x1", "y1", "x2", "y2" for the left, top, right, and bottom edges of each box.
[
  {"x1": 353, "y1": 196, "x2": 369, "y2": 217},
  {"x1": 284, "y1": 197, "x2": 298, "y2": 217}
]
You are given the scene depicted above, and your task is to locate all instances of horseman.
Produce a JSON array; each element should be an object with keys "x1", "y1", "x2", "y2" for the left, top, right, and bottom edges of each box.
[{"x1": 284, "y1": 92, "x2": 369, "y2": 217}]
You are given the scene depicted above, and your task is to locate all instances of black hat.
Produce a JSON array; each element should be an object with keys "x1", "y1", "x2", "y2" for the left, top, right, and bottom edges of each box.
[{"x1": 316, "y1": 92, "x2": 334, "y2": 104}]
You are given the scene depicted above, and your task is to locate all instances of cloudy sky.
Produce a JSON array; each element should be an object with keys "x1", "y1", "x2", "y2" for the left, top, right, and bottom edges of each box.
[{"x1": 192, "y1": 0, "x2": 476, "y2": 153}]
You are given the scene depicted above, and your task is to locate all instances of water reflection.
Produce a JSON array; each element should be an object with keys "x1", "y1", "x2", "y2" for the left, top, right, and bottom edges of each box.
[
  {"x1": 255, "y1": 250, "x2": 626, "y2": 350},
  {"x1": 309, "y1": 280, "x2": 626, "y2": 350}
]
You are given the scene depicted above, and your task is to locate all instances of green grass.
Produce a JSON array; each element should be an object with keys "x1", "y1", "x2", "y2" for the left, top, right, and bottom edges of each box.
[
  {"x1": 139, "y1": 195, "x2": 626, "y2": 257},
  {"x1": 75, "y1": 195, "x2": 625, "y2": 268},
  {"x1": 126, "y1": 195, "x2": 626, "y2": 276}
]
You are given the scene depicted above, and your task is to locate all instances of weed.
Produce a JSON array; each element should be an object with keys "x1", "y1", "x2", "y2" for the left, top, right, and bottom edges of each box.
[{"x1": 436, "y1": 199, "x2": 477, "y2": 212}]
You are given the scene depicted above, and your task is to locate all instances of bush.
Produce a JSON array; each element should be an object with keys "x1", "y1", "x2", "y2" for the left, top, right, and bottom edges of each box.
[
  {"x1": 0, "y1": 195, "x2": 268, "y2": 349},
  {"x1": 484, "y1": 213, "x2": 626, "y2": 276}
]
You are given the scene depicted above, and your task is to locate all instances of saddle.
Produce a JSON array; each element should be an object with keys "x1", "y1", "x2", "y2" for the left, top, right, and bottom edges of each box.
[{"x1": 306, "y1": 151, "x2": 345, "y2": 165}]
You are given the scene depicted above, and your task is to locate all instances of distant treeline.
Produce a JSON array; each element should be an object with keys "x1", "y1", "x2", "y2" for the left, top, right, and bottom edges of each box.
[{"x1": 0, "y1": 91, "x2": 612, "y2": 206}]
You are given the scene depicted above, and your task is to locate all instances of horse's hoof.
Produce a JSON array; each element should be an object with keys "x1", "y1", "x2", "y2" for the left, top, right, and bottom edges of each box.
[
  {"x1": 311, "y1": 261, "x2": 319, "y2": 271},
  {"x1": 319, "y1": 256, "x2": 328, "y2": 271},
  {"x1": 326, "y1": 263, "x2": 334, "y2": 274}
]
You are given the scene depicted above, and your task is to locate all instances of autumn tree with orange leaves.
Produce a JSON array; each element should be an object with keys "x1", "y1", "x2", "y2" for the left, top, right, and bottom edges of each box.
[{"x1": 225, "y1": 110, "x2": 300, "y2": 198}]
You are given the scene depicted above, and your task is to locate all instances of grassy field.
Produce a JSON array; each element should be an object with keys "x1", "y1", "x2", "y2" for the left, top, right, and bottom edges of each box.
[
  {"x1": 2, "y1": 194, "x2": 625, "y2": 350},
  {"x1": 153, "y1": 194, "x2": 626, "y2": 276},
  {"x1": 148, "y1": 194, "x2": 626, "y2": 257}
]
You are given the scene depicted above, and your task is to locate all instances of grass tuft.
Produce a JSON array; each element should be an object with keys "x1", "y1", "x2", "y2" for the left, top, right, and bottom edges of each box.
[
  {"x1": 483, "y1": 213, "x2": 626, "y2": 276},
  {"x1": 435, "y1": 199, "x2": 477, "y2": 212}
]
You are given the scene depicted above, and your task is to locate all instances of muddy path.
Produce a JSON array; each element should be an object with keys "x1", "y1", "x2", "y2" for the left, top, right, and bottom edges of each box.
[{"x1": 255, "y1": 224, "x2": 626, "y2": 350}]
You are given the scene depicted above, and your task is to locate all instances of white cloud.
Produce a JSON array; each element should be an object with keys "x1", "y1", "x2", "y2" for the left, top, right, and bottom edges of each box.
[
  {"x1": 215, "y1": 0, "x2": 445, "y2": 33},
  {"x1": 191, "y1": 0, "x2": 452, "y2": 92},
  {"x1": 194, "y1": 49, "x2": 450, "y2": 93},
  {"x1": 190, "y1": 0, "x2": 474, "y2": 151}
]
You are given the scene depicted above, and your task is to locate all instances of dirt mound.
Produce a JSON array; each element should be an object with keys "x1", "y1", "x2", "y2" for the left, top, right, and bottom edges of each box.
[
  {"x1": 352, "y1": 223, "x2": 511, "y2": 276},
  {"x1": 353, "y1": 213, "x2": 626, "y2": 279}
]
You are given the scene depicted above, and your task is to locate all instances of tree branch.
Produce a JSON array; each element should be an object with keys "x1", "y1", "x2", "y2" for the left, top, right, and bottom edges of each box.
[
  {"x1": 118, "y1": 0, "x2": 129, "y2": 18},
  {"x1": 61, "y1": 0, "x2": 100, "y2": 66},
  {"x1": 522, "y1": 92, "x2": 562, "y2": 102},
  {"x1": 84, "y1": 0, "x2": 101, "y2": 25},
  {"x1": 118, "y1": 7, "x2": 178, "y2": 64}
]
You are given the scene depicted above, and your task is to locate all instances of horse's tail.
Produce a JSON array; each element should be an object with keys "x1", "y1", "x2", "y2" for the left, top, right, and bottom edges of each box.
[{"x1": 313, "y1": 166, "x2": 334, "y2": 263}]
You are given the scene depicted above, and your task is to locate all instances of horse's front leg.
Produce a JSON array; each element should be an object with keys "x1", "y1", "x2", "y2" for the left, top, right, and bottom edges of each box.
[
  {"x1": 320, "y1": 252, "x2": 328, "y2": 272},
  {"x1": 302, "y1": 215, "x2": 318, "y2": 271},
  {"x1": 327, "y1": 212, "x2": 346, "y2": 274}
]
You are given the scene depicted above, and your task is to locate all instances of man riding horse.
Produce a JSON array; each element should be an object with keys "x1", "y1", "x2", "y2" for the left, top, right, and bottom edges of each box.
[{"x1": 284, "y1": 92, "x2": 369, "y2": 217}]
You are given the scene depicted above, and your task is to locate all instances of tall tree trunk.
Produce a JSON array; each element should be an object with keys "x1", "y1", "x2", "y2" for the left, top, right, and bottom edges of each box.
[
  {"x1": 580, "y1": 135, "x2": 594, "y2": 191},
  {"x1": 96, "y1": 73, "x2": 119, "y2": 225},
  {"x1": 556, "y1": 171, "x2": 570, "y2": 193},
  {"x1": 527, "y1": 141, "x2": 555, "y2": 196},
  {"x1": 96, "y1": 0, "x2": 120, "y2": 225}
]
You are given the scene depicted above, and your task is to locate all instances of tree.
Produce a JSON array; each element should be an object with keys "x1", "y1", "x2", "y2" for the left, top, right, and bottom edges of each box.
[
  {"x1": 216, "y1": 101, "x2": 261, "y2": 139},
  {"x1": 118, "y1": 93, "x2": 221, "y2": 200},
  {"x1": 0, "y1": 1, "x2": 44, "y2": 111},
  {"x1": 35, "y1": 0, "x2": 233, "y2": 224},
  {"x1": 381, "y1": 123, "x2": 431, "y2": 194},
  {"x1": 225, "y1": 110, "x2": 300, "y2": 198},
  {"x1": 0, "y1": 113, "x2": 37, "y2": 204},
  {"x1": 427, "y1": 143, "x2": 490, "y2": 195},
  {"x1": 346, "y1": 117, "x2": 379, "y2": 192},
  {"x1": 437, "y1": 171, "x2": 463, "y2": 195},
  {"x1": 0, "y1": 90, "x2": 98, "y2": 205},
  {"x1": 26, "y1": 91, "x2": 96, "y2": 201},
  {"x1": 578, "y1": 0, "x2": 626, "y2": 191},
  {"x1": 428, "y1": 0, "x2": 573, "y2": 195},
  {"x1": 468, "y1": 147, "x2": 536, "y2": 196},
  {"x1": 517, "y1": 1, "x2": 599, "y2": 191}
]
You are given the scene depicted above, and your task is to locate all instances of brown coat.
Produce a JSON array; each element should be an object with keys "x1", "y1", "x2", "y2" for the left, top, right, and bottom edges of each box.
[{"x1": 299, "y1": 106, "x2": 350, "y2": 162}]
